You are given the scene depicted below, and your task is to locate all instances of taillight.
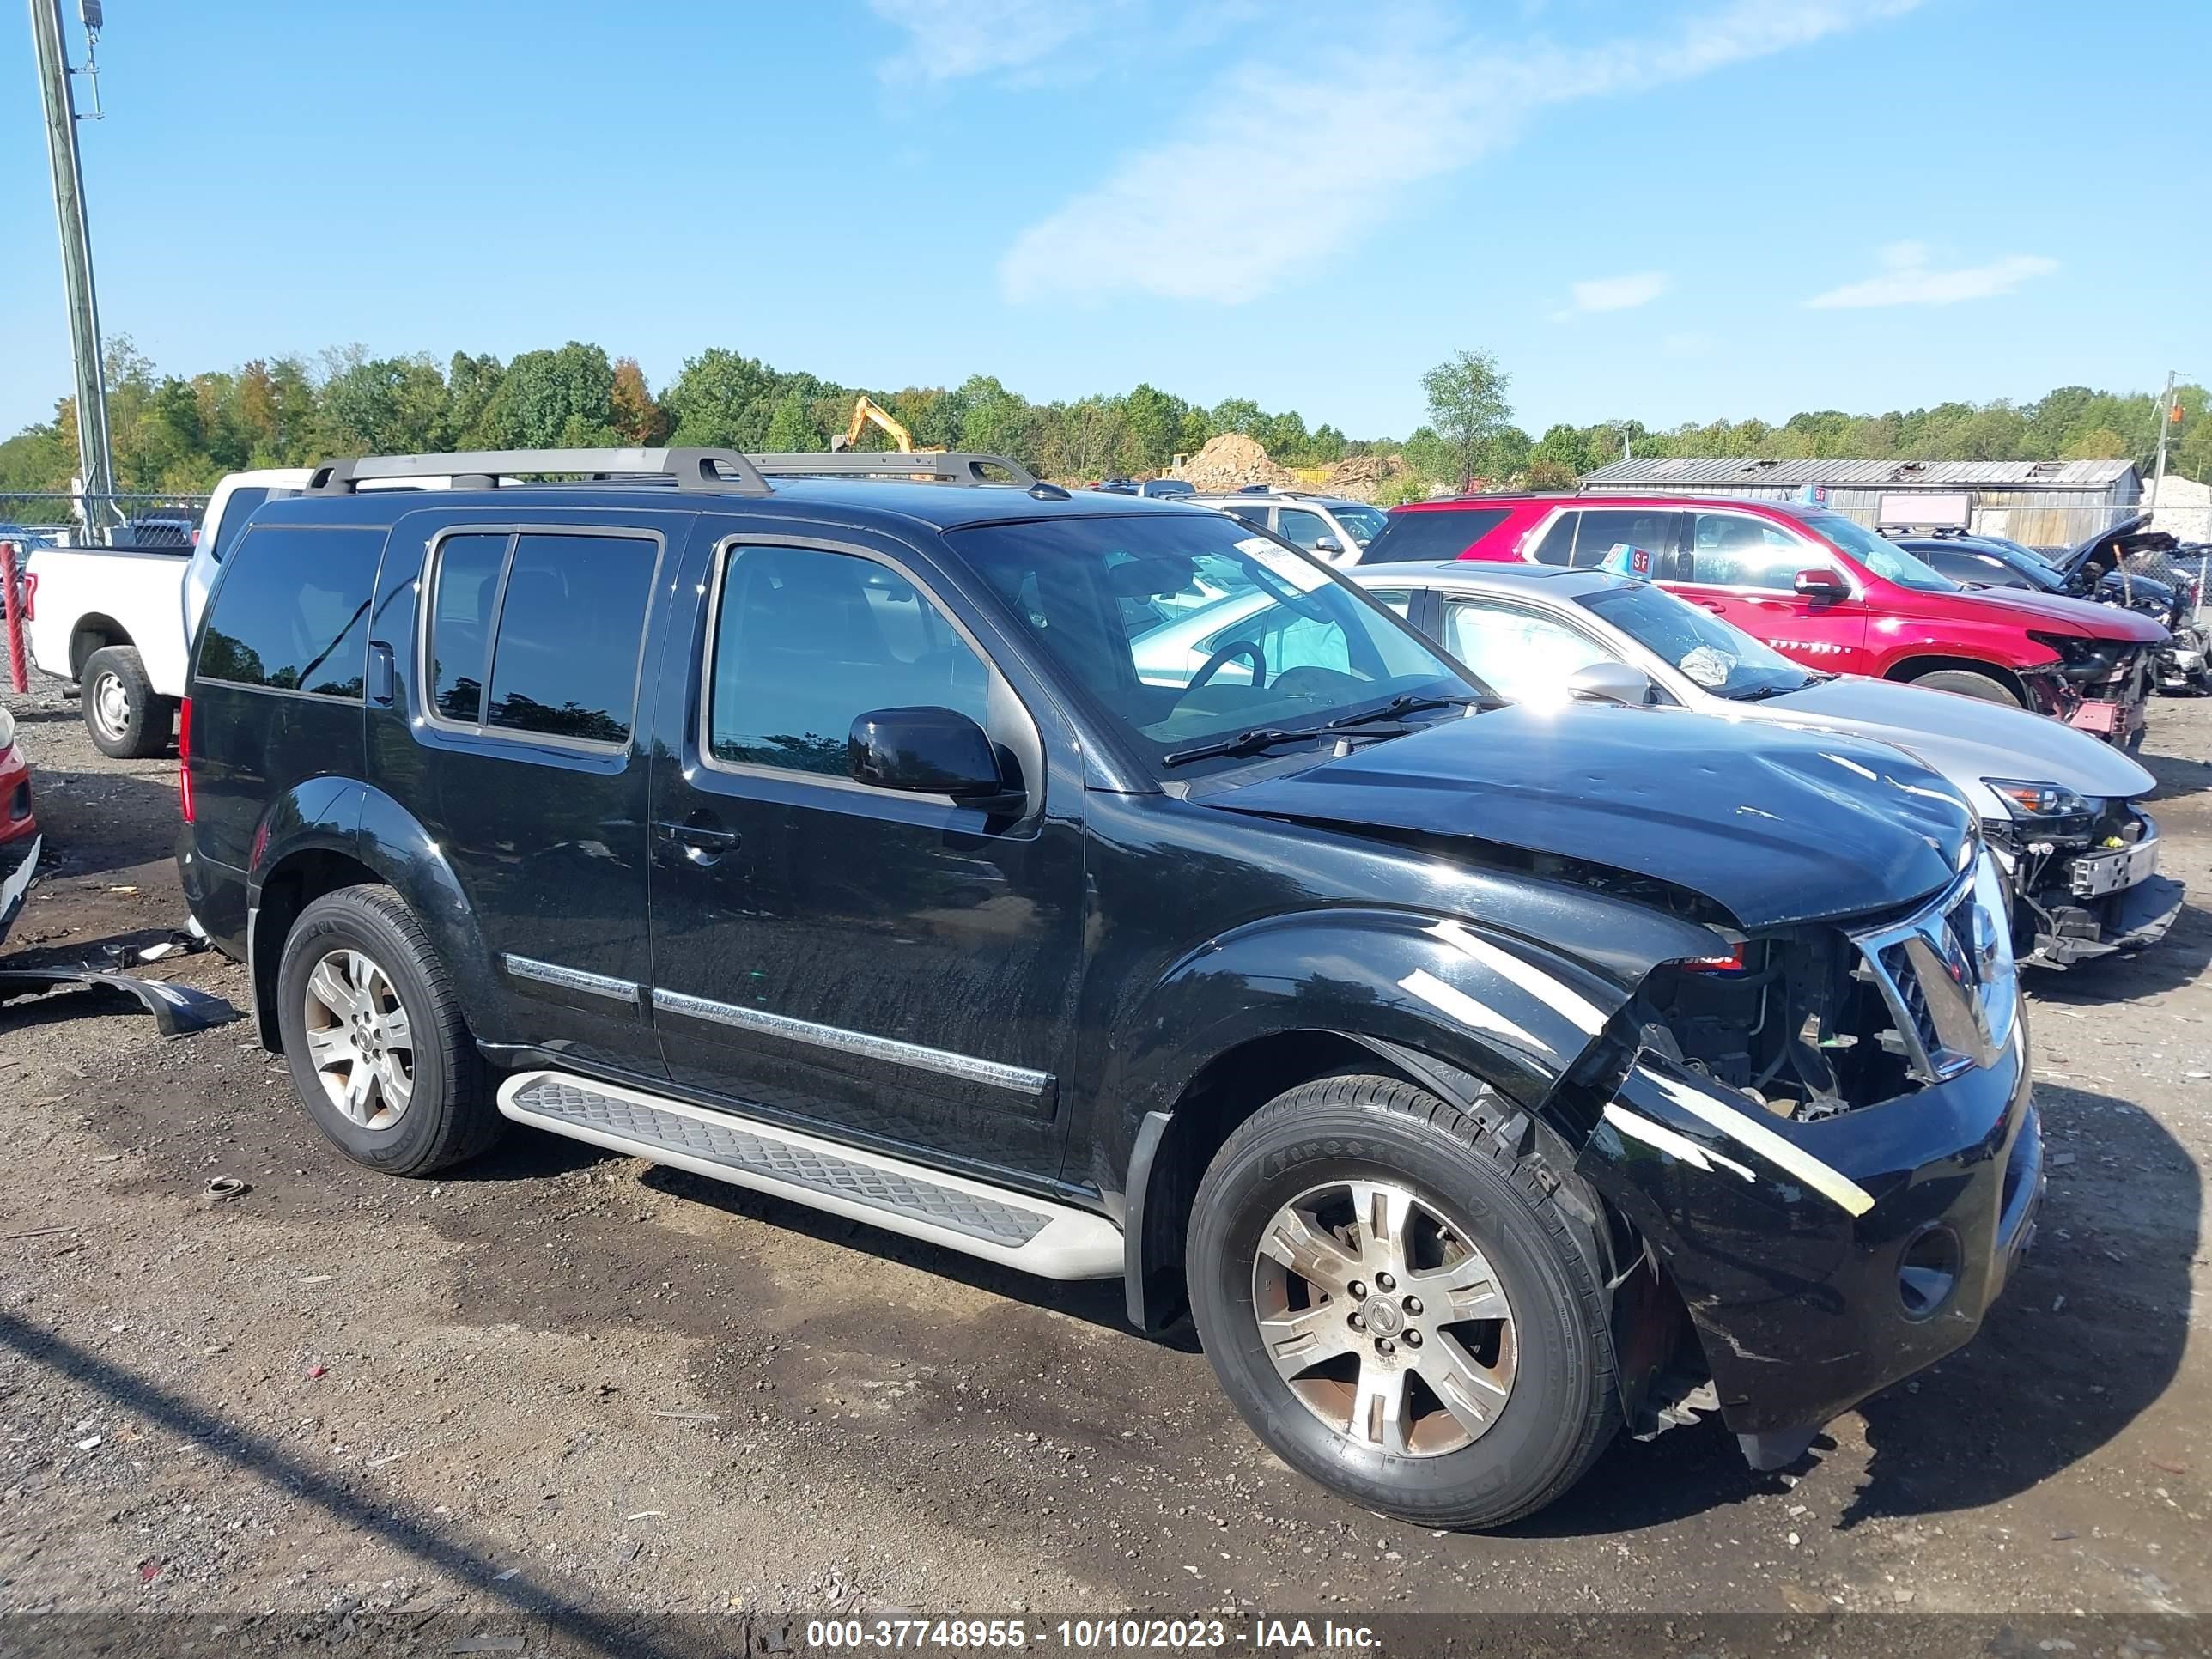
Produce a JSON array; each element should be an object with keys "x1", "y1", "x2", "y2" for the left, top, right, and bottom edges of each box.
[{"x1": 178, "y1": 696, "x2": 194, "y2": 823}]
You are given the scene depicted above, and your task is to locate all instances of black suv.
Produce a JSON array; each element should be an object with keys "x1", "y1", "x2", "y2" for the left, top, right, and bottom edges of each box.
[{"x1": 179, "y1": 447, "x2": 2041, "y2": 1528}]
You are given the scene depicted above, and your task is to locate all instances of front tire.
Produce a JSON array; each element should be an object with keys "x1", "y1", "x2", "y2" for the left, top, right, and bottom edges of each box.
[
  {"x1": 1187, "y1": 1074, "x2": 1620, "y2": 1529},
  {"x1": 275, "y1": 884, "x2": 501, "y2": 1176},
  {"x1": 82, "y1": 645, "x2": 174, "y2": 758},
  {"x1": 1908, "y1": 666, "x2": 2021, "y2": 707}
]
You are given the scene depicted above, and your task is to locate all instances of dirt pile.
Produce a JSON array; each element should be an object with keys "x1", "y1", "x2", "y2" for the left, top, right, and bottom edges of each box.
[{"x1": 1171, "y1": 434, "x2": 1294, "y2": 493}]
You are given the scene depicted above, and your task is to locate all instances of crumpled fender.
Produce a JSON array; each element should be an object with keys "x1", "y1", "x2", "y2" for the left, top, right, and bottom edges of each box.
[{"x1": 1105, "y1": 906, "x2": 1646, "y2": 1145}]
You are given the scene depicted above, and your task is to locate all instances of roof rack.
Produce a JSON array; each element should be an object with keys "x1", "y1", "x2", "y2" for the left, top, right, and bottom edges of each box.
[
  {"x1": 305, "y1": 447, "x2": 771, "y2": 496},
  {"x1": 749, "y1": 451, "x2": 1036, "y2": 487},
  {"x1": 302, "y1": 447, "x2": 1039, "y2": 495}
]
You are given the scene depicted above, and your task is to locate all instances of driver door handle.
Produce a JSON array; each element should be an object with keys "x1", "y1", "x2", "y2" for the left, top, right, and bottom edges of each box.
[{"x1": 656, "y1": 818, "x2": 740, "y2": 865}]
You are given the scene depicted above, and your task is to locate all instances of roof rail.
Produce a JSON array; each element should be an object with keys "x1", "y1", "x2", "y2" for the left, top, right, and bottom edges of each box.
[
  {"x1": 749, "y1": 451, "x2": 1036, "y2": 487},
  {"x1": 304, "y1": 447, "x2": 771, "y2": 496}
]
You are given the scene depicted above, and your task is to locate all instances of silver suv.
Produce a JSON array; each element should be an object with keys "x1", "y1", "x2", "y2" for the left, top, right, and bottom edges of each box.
[{"x1": 1189, "y1": 491, "x2": 1390, "y2": 565}]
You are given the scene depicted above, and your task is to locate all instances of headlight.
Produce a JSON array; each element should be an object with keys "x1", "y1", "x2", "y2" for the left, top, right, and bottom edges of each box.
[
  {"x1": 1984, "y1": 779, "x2": 2090, "y2": 819},
  {"x1": 2027, "y1": 631, "x2": 2128, "y2": 681}
]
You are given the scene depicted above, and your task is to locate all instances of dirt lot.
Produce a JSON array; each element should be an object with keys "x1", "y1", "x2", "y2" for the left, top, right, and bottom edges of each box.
[{"x1": 1, "y1": 672, "x2": 2209, "y2": 1648}]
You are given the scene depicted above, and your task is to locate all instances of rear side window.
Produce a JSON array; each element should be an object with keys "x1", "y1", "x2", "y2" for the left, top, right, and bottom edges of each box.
[
  {"x1": 1361, "y1": 507, "x2": 1510, "y2": 562},
  {"x1": 210, "y1": 487, "x2": 272, "y2": 564},
  {"x1": 424, "y1": 529, "x2": 660, "y2": 747},
  {"x1": 1575, "y1": 509, "x2": 1680, "y2": 570},
  {"x1": 198, "y1": 525, "x2": 382, "y2": 697},
  {"x1": 1529, "y1": 513, "x2": 1577, "y2": 565}
]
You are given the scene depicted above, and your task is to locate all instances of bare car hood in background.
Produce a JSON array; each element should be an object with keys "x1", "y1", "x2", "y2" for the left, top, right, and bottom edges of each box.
[{"x1": 1747, "y1": 675, "x2": 2156, "y2": 804}]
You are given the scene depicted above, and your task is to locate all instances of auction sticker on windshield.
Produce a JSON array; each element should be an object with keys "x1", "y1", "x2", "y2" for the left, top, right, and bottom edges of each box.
[{"x1": 1235, "y1": 536, "x2": 1331, "y2": 592}]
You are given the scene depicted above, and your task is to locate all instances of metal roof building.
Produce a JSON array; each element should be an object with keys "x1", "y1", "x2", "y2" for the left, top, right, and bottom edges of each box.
[{"x1": 1578, "y1": 456, "x2": 2142, "y2": 549}]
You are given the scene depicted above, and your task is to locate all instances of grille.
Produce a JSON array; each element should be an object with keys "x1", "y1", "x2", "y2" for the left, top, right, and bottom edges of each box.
[
  {"x1": 1881, "y1": 943, "x2": 1941, "y2": 1060},
  {"x1": 1856, "y1": 851, "x2": 2017, "y2": 1083}
]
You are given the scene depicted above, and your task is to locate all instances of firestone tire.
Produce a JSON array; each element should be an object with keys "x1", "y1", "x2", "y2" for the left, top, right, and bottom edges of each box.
[
  {"x1": 275, "y1": 884, "x2": 501, "y2": 1177},
  {"x1": 81, "y1": 645, "x2": 174, "y2": 759},
  {"x1": 1908, "y1": 666, "x2": 2021, "y2": 707},
  {"x1": 1186, "y1": 1074, "x2": 1620, "y2": 1530}
]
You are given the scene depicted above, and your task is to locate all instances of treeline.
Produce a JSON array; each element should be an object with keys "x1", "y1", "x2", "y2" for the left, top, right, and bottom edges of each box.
[
  {"x1": 0, "y1": 337, "x2": 1367, "y2": 497},
  {"x1": 1507, "y1": 383, "x2": 2211, "y2": 495},
  {"x1": 2, "y1": 336, "x2": 2204, "y2": 501}
]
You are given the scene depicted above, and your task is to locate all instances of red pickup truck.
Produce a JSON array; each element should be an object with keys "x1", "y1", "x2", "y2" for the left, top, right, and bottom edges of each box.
[{"x1": 1366, "y1": 493, "x2": 2169, "y2": 745}]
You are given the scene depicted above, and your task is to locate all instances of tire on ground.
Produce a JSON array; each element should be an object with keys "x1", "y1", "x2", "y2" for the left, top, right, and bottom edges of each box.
[
  {"x1": 81, "y1": 644, "x2": 175, "y2": 758},
  {"x1": 1186, "y1": 1073, "x2": 1620, "y2": 1530},
  {"x1": 1907, "y1": 666, "x2": 2021, "y2": 707},
  {"x1": 275, "y1": 884, "x2": 501, "y2": 1176}
]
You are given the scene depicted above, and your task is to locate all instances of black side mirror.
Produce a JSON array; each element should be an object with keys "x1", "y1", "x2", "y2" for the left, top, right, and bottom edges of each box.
[
  {"x1": 1793, "y1": 568, "x2": 1850, "y2": 603},
  {"x1": 848, "y1": 706, "x2": 1015, "y2": 805}
]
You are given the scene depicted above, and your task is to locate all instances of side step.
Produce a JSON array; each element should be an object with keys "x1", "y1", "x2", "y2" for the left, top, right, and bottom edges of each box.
[{"x1": 496, "y1": 1070, "x2": 1124, "y2": 1280}]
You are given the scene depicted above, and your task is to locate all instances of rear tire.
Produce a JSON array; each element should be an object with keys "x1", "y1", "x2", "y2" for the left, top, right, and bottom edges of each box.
[
  {"x1": 1907, "y1": 666, "x2": 2021, "y2": 707},
  {"x1": 1186, "y1": 1073, "x2": 1620, "y2": 1530},
  {"x1": 275, "y1": 884, "x2": 501, "y2": 1176},
  {"x1": 82, "y1": 645, "x2": 174, "y2": 758}
]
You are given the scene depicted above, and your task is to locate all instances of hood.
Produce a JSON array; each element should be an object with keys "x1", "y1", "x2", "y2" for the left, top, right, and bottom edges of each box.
[
  {"x1": 1936, "y1": 583, "x2": 2170, "y2": 642},
  {"x1": 2057, "y1": 510, "x2": 2152, "y2": 576},
  {"x1": 1204, "y1": 703, "x2": 1972, "y2": 931},
  {"x1": 1747, "y1": 675, "x2": 2157, "y2": 805}
]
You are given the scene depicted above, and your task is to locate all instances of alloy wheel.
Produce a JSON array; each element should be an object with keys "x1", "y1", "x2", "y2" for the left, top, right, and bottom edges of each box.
[
  {"x1": 1251, "y1": 1178, "x2": 1517, "y2": 1457},
  {"x1": 301, "y1": 947, "x2": 416, "y2": 1131}
]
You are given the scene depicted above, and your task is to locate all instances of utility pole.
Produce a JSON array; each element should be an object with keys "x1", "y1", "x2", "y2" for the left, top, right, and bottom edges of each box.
[
  {"x1": 29, "y1": 0, "x2": 116, "y2": 535},
  {"x1": 2148, "y1": 368, "x2": 2178, "y2": 516}
]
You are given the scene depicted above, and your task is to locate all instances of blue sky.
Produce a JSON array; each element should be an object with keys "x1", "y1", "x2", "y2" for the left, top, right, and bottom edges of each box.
[{"x1": 4, "y1": 0, "x2": 2208, "y2": 443}]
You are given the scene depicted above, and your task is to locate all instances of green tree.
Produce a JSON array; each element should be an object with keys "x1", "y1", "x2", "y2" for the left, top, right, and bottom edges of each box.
[
  {"x1": 1531, "y1": 422, "x2": 1591, "y2": 479},
  {"x1": 2061, "y1": 426, "x2": 2129, "y2": 461},
  {"x1": 484, "y1": 342, "x2": 618, "y2": 448},
  {"x1": 1420, "y1": 350, "x2": 1514, "y2": 491},
  {"x1": 955, "y1": 374, "x2": 1030, "y2": 460},
  {"x1": 762, "y1": 391, "x2": 824, "y2": 451}
]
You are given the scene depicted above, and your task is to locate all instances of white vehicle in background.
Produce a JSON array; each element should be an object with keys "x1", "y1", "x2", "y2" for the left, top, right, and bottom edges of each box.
[
  {"x1": 30, "y1": 463, "x2": 467, "y2": 757},
  {"x1": 1188, "y1": 491, "x2": 1390, "y2": 565},
  {"x1": 26, "y1": 468, "x2": 310, "y2": 757},
  {"x1": 1347, "y1": 559, "x2": 2180, "y2": 968}
]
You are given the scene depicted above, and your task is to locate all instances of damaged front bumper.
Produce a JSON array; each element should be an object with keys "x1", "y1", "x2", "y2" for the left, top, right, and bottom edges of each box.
[
  {"x1": 2007, "y1": 809, "x2": 2185, "y2": 968},
  {"x1": 1589, "y1": 1036, "x2": 2039, "y2": 1458},
  {"x1": 1576, "y1": 850, "x2": 2041, "y2": 1462}
]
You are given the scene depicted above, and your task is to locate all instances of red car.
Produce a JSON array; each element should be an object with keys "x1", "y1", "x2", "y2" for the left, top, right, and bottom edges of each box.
[
  {"x1": 1366, "y1": 493, "x2": 2169, "y2": 744},
  {"x1": 0, "y1": 709, "x2": 33, "y2": 850}
]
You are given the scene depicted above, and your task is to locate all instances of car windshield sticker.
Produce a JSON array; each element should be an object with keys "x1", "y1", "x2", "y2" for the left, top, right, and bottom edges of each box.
[
  {"x1": 1679, "y1": 646, "x2": 1735, "y2": 689},
  {"x1": 1235, "y1": 537, "x2": 1330, "y2": 593},
  {"x1": 1597, "y1": 542, "x2": 1652, "y2": 577}
]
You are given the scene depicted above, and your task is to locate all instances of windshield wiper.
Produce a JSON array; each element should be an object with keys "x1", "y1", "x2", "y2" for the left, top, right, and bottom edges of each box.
[
  {"x1": 1160, "y1": 726, "x2": 1327, "y2": 768},
  {"x1": 1323, "y1": 692, "x2": 1493, "y2": 731},
  {"x1": 1728, "y1": 674, "x2": 1832, "y2": 702}
]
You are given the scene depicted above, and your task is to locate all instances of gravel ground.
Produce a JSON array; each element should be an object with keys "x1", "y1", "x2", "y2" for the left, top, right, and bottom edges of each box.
[{"x1": 1, "y1": 672, "x2": 2208, "y2": 1648}]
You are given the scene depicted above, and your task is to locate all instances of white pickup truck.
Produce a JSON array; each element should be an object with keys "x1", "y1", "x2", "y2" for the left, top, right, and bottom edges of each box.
[{"x1": 25, "y1": 468, "x2": 310, "y2": 757}]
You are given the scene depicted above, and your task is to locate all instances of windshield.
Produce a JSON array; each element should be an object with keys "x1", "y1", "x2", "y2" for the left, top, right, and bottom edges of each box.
[
  {"x1": 949, "y1": 514, "x2": 1472, "y2": 770},
  {"x1": 1576, "y1": 580, "x2": 1818, "y2": 701},
  {"x1": 1803, "y1": 510, "x2": 1959, "y2": 592},
  {"x1": 1330, "y1": 504, "x2": 1389, "y2": 547}
]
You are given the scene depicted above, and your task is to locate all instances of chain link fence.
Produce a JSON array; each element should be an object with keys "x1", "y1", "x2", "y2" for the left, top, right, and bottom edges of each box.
[{"x1": 0, "y1": 490, "x2": 211, "y2": 550}]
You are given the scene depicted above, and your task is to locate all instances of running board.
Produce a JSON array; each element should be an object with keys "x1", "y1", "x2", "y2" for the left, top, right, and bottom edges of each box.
[{"x1": 496, "y1": 1070, "x2": 1123, "y2": 1280}]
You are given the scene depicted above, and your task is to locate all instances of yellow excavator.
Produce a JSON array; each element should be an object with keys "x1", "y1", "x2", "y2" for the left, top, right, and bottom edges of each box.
[{"x1": 829, "y1": 395, "x2": 939, "y2": 453}]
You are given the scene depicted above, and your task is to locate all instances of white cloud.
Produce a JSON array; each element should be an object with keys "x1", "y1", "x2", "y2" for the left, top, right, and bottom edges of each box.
[
  {"x1": 1804, "y1": 240, "x2": 2058, "y2": 308},
  {"x1": 1000, "y1": 0, "x2": 1923, "y2": 304},
  {"x1": 869, "y1": 0, "x2": 1124, "y2": 86},
  {"x1": 1565, "y1": 271, "x2": 1670, "y2": 314}
]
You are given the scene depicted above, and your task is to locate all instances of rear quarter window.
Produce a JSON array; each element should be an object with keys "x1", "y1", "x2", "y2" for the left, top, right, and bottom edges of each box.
[
  {"x1": 197, "y1": 525, "x2": 384, "y2": 697},
  {"x1": 1362, "y1": 507, "x2": 1510, "y2": 562}
]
